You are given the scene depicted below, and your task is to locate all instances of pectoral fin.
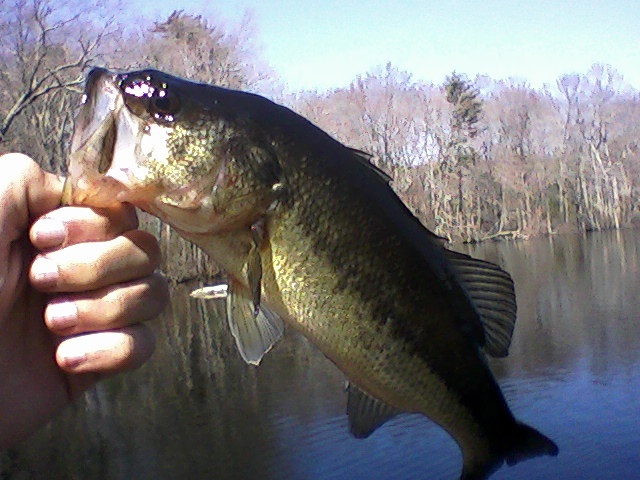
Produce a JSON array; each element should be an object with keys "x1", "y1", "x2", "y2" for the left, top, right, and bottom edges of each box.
[
  {"x1": 248, "y1": 222, "x2": 264, "y2": 315},
  {"x1": 226, "y1": 278, "x2": 284, "y2": 365},
  {"x1": 189, "y1": 279, "x2": 283, "y2": 364},
  {"x1": 225, "y1": 219, "x2": 283, "y2": 365},
  {"x1": 190, "y1": 219, "x2": 282, "y2": 365},
  {"x1": 346, "y1": 383, "x2": 401, "y2": 438},
  {"x1": 445, "y1": 249, "x2": 517, "y2": 357}
]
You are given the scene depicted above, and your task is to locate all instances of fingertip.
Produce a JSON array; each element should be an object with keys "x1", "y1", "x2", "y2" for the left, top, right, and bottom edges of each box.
[
  {"x1": 124, "y1": 229, "x2": 164, "y2": 270},
  {"x1": 56, "y1": 325, "x2": 156, "y2": 375},
  {"x1": 30, "y1": 217, "x2": 68, "y2": 249},
  {"x1": 30, "y1": 255, "x2": 60, "y2": 290},
  {"x1": 45, "y1": 298, "x2": 78, "y2": 332},
  {"x1": 45, "y1": 272, "x2": 169, "y2": 334}
]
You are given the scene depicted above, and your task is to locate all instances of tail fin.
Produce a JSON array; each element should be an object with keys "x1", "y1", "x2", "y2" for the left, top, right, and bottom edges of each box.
[
  {"x1": 459, "y1": 423, "x2": 558, "y2": 480},
  {"x1": 505, "y1": 422, "x2": 559, "y2": 466}
]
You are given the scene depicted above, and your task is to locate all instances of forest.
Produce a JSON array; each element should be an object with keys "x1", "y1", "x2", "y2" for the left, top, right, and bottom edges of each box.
[{"x1": 2, "y1": 0, "x2": 639, "y2": 278}]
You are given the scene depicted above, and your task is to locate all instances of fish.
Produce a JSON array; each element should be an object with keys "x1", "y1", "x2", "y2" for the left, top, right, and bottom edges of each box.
[{"x1": 64, "y1": 67, "x2": 559, "y2": 480}]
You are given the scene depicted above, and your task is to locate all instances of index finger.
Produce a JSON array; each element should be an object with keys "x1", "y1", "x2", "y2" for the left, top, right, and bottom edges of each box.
[{"x1": 30, "y1": 204, "x2": 139, "y2": 250}]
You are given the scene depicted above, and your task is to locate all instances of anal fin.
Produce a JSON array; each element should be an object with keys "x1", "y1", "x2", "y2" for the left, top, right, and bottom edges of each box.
[{"x1": 346, "y1": 382, "x2": 401, "y2": 438}]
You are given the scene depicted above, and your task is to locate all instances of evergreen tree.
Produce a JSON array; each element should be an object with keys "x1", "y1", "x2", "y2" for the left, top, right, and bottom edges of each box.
[
  {"x1": 444, "y1": 72, "x2": 482, "y2": 164},
  {"x1": 443, "y1": 73, "x2": 483, "y2": 217}
]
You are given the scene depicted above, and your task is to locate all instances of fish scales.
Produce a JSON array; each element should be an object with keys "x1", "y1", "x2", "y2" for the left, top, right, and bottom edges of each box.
[
  {"x1": 64, "y1": 68, "x2": 559, "y2": 480},
  {"x1": 264, "y1": 136, "x2": 511, "y2": 462}
]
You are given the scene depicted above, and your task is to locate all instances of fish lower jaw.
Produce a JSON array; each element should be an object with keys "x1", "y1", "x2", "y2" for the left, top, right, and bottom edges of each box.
[{"x1": 67, "y1": 176, "x2": 130, "y2": 208}]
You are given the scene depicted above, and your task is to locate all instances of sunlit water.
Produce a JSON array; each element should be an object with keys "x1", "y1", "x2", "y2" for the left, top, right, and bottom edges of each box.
[{"x1": 2, "y1": 230, "x2": 639, "y2": 479}]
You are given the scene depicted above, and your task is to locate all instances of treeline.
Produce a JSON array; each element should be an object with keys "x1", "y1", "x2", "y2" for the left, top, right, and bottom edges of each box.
[
  {"x1": 291, "y1": 64, "x2": 640, "y2": 242},
  {"x1": 2, "y1": 1, "x2": 639, "y2": 278}
]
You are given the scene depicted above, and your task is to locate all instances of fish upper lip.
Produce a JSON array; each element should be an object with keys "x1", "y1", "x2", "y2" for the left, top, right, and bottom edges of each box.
[
  {"x1": 85, "y1": 67, "x2": 115, "y2": 96},
  {"x1": 67, "y1": 68, "x2": 133, "y2": 207},
  {"x1": 71, "y1": 71, "x2": 122, "y2": 157}
]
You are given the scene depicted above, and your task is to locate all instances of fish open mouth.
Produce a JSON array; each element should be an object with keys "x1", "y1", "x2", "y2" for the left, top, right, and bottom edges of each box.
[
  {"x1": 65, "y1": 107, "x2": 132, "y2": 207},
  {"x1": 98, "y1": 115, "x2": 116, "y2": 174}
]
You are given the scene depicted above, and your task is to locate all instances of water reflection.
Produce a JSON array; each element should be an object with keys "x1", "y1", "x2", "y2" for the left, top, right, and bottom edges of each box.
[
  {"x1": 465, "y1": 230, "x2": 640, "y2": 479},
  {"x1": 2, "y1": 231, "x2": 640, "y2": 479}
]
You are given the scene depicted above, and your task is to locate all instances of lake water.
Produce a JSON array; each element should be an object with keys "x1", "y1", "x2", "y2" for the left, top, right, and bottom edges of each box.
[{"x1": 2, "y1": 230, "x2": 639, "y2": 479}]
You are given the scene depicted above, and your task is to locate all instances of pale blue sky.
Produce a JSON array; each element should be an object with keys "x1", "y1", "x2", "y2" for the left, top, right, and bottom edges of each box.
[{"x1": 137, "y1": 0, "x2": 640, "y2": 91}]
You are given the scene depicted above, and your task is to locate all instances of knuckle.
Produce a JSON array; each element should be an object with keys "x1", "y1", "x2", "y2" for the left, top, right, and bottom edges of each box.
[
  {"x1": 149, "y1": 271, "x2": 170, "y2": 302},
  {"x1": 54, "y1": 244, "x2": 104, "y2": 288},
  {"x1": 61, "y1": 204, "x2": 139, "y2": 243},
  {"x1": 132, "y1": 274, "x2": 170, "y2": 319},
  {"x1": 50, "y1": 207, "x2": 110, "y2": 243},
  {"x1": 125, "y1": 230, "x2": 163, "y2": 267},
  {"x1": 89, "y1": 251, "x2": 112, "y2": 283},
  {"x1": 105, "y1": 326, "x2": 155, "y2": 372},
  {"x1": 103, "y1": 274, "x2": 168, "y2": 325},
  {"x1": 108, "y1": 287, "x2": 134, "y2": 321},
  {"x1": 100, "y1": 203, "x2": 139, "y2": 232}
]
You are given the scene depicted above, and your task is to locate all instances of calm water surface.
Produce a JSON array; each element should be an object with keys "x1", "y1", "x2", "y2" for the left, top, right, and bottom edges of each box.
[{"x1": 2, "y1": 230, "x2": 639, "y2": 479}]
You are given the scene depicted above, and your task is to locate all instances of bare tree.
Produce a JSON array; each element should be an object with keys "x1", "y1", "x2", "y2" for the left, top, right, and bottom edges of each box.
[
  {"x1": 110, "y1": 10, "x2": 268, "y2": 91},
  {"x1": 291, "y1": 64, "x2": 640, "y2": 242},
  {"x1": 3, "y1": 1, "x2": 639, "y2": 246},
  {"x1": 0, "y1": 0, "x2": 113, "y2": 172}
]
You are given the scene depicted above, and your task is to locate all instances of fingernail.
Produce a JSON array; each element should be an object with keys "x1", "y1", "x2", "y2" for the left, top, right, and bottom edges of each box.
[
  {"x1": 31, "y1": 256, "x2": 59, "y2": 287},
  {"x1": 33, "y1": 218, "x2": 67, "y2": 247},
  {"x1": 57, "y1": 339, "x2": 88, "y2": 369},
  {"x1": 60, "y1": 350, "x2": 86, "y2": 369},
  {"x1": 46, "y1": 300, "x2": 78, "y2": 331}
]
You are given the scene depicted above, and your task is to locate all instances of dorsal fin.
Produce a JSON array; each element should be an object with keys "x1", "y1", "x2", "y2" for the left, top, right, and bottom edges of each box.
[
  {"x1": 445, "y1": 249, "x2": 517, "y2": 357},
  {"x1": 346, "y1": 382, "x2": 401, "y2": 438},
  {"x1": 348, "y1": 148, "x2": 392, "y2": 184}
]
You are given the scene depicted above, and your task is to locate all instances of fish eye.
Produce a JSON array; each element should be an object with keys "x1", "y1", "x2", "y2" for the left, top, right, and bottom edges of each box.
[
  {"x1": 119, "y1": 75, "x2": 180, "y2": 123},
  {"x1": 149, "y1": 89, "x2": 180, "y2": 122}
]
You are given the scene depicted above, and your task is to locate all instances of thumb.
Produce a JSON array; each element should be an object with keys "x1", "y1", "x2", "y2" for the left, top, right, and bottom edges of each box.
[{"x1": 0, "y1": 153, "x2": 64, "y2": 231}]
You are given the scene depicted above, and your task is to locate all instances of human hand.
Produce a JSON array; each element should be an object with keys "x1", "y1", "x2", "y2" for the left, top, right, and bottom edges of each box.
[{"x1": 0, "y1": 153, "x2": 169, "y2": 447}]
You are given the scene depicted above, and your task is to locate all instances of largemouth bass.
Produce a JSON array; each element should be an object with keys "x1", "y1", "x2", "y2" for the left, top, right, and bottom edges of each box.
[{"x1": 65, "y1": 68, "x2": 558, "y2": 479}]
